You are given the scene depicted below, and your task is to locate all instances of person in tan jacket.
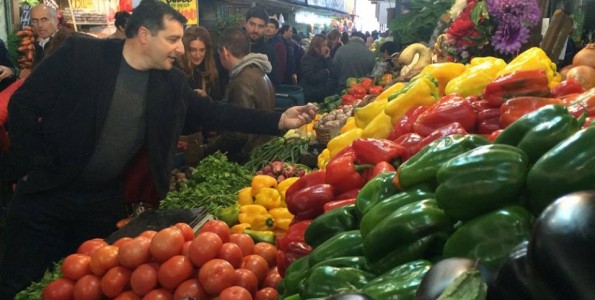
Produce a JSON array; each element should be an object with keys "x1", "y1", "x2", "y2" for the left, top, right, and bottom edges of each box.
[{"x1": 204, "y1": 27, "x2": 276, "y2": 163}]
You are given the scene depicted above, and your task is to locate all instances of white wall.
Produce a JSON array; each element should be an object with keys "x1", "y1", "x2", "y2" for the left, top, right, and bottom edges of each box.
[{"x1": 353, "y1": 0, "x2": 380, "y2": 33}]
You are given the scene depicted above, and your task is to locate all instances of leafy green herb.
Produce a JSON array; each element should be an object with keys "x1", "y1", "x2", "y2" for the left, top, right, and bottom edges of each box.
[{"x1": 15, "y1": 261, "x2": 63, "y2": 300}]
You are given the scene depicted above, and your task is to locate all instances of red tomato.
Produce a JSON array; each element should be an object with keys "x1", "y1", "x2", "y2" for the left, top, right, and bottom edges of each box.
[
  {"x1": 188, "y1": 232, "x2": 223, "y2": 268},
  {"x1": 42, "y1": 277, "x2": 74, "y2": 300},
  {"x1": 241, "y1": 255, "x2": 269, "y2": 284},
  {"x1": 229, "y1": 233, "x2": 254, "y2": 256},
  {"x1": 118, "y1": 236, "x2": 151, "y2": 268},
  {"x1": 73, "y1": 274, "x2": 102, "y2": 300},
  {"x1": 150, "y1": 227, "x2": 185, "y2": 262},
  {"x1": 233, "y1": 268, "x2": 258, "y2": 296},
  {"x1": 360, "y1": 77, "x2": 373, "y2": 89},
  {"x1": 174, "y1": 222, "x2": 195, "y2": 241},
  {"x1": 348, "y1": 85, "x2": 366, "y2": 96},
  {"x1": 130, "y1": 263, "x2": 159, "y2": 296},
  {"x1": 61, "y1": 254, "x2": 91, "y2": 281},
  {"x1": 101, "y1": 266, "x2": 131, "y2": 298},
  {"x1": 173, "y1": 279, "x2": 207, "y2": 300},
  {"x1": 252, "y1": 243, "x2": 277, "y2": 268},
  {"x1": 113, "y1": 237, "x2": 133, "y2": 248},
  {"x1": 77, "y1": 238, "x2": 108, "y2": 256},
  {"x1": 261, "y1": 268, "x2": 282, "y2": 289},
  {"x1": 139, "y1": 230, "x2": 157, "y2": 240},
  {"x1": 219, "y1": 286, "x2": 253, "y2": 300},
  {"x1": 368, "y1": 85, "x2": 384, "y2": 96},
  {"x1": 89, "y1": 245, "x2": 119, "y2": 276},
  {"x1": 217, "y1": 242, "x2": 243, "y2": 268},
  {"x1": 198, "y1": 259, "x2": 235, "y2": 296},
  {"x1": 199, "y1": 220, "x2": 231, "y2": 243},
  {"x1": 142, "y1": 289, "x2": 173, "y2": 300},
  {"x1": 158, "y1": 255, "x2": 194, "y2": 290},
  {"x1": 181, "y1": 240, "x2": 192, "y2": 257},
  {"x1": 114, "y1": 291, "x2": 140, "y2": 300},
  {"x1": 255, "y1": 287, "x2": 278, "y2": 300},
  {"x1": 113, "y1": 290, "x2": 140, "y2": 300}
]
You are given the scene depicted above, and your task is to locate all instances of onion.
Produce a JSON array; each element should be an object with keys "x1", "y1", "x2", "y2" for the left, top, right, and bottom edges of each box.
[
  {"x1": 565, "y1": 65, "x2": 595, "y2": 90},
  {"x1": 572, "y1": 43, "x2": 595, "y2": 69},
  {"x1": 559, "y1": 64, "x2": 575, "y2": 79}
]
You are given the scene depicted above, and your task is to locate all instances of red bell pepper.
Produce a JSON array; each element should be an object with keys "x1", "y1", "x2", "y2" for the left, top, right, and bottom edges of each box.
[
  {"x1": 285, "y1": 170, "x2": 326, "y2": 197},
  {"x1": 351, "y1": 138, "x2": 407, "y2": 165},
  {"x1": 416, "y1": 122, "x2": 468, "y2": 152},
  {"x1": 413, "y1": 95, "x2": 476, "y2": 136},
  {"x1": 487, "y1": 129, "x2": 503, "y2": 141},
  {"x1": 483, "y1": 69, "x2": 551, "y2": 107},
  {"x1": 551, "y1": 78, "x2": 585, "y2": 98},
  {"x1": 275, "y1": 220, "x2": 312, "y2": 276},
  {"x1": 568, "y1": 88, "x2": 595, "y2": 119},
  {"x1": 286, "y1": 183, "x2": 335, "y2": 221},
  {"x1": 323, "y1": 198, "x2": 357, "y2": 212},
  {"x1": 499, "y1": 96, "x2": 564, "y2": 128},
  {"x1": 393, "y1": 132, "x2": 423, "y2": 161},
  {"x1": 325, "y1": 146, "x2": 371, "y2": 195},
  {"x1": 387, "y1": 105, "x2": 428, "y2": 140},
  {"x1": 363, "y1": 161, "x2": 396, "y2": 182},
  {"x1": 335, "y1": 188, "x2": 360, "y2": 200}
]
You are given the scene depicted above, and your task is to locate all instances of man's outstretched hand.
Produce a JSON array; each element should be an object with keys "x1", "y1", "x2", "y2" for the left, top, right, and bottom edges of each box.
[{"x1": 279, "y1": 103, "x2": 318, "y2": 130}]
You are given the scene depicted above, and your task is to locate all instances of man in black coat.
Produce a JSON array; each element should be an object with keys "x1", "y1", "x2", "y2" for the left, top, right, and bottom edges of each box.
[{"x1": 0, "y1": 0, "x2": 316, "y2": 298}]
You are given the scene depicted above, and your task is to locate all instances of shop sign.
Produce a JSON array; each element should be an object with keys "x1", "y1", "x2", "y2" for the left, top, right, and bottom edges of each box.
[{"x1": 167, "y1": 0, "x2": 199, "y2": 25}]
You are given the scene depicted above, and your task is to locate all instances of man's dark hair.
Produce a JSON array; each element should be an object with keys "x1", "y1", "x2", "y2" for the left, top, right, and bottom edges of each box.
[
  {"x1": 114, "y1": 11, "x2": 131, "y2": 29},
  {"x1": 267, "y1": 18, "x2": 279, "y2": 29},
  {"x1": 217, "y1": 27, "x2": 251, "y2": 58},
  {"x1": 125, "y1": 0, "x2": 187, "y2": 38},
  {"x1": 379, "y1": 41, "x2": 400, "y2": 55},
  {"x1": 245, "y1": 7, "x2": 269, "y2": 22},
  {"x1": 279, "y1": 24, "x2": 291, "y2": 35}
]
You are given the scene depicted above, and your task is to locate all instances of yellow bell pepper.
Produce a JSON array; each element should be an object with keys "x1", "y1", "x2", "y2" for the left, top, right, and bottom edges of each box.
[
  {"x1": 327, "y1": 128, "x2": 363, "y2": 158},
  {"x1": 354, "y1": 97, "x2": 388, "y2": 129},
  {"x1": 497, "y1": 47, "x2": 561, "y2": 89},
  {"x1": 251, "y1": 175, "x2": 278, "y2": 196},
  {"x1": 277, "y1": 177, "x2": 300, "y2": 202},
  {"x1": 268, "y1": 207, "x2": 294, "y2": 231},
  {"x1": 375, "y1": 81, "x2": 406, "y2": 103},
  {"x1": 230, "y1": 223, "x2": 252, "y2": 234},
  {"x1": 237, "y1": 187, "x2": 254, "y2": 206},
  {"x1": 445, "y1": 57, "x2": 506, "y2": 97},
  {"x1": 384, "y1": 74, "x2": 439, "y2": 124},
  {"x1": 254, "y1": 187, "x2": 282, "y2": 210},
  {"x1": 238, "y1": 204, "x2": 275, "y2": 231},
  {"x1": 361, "y1": 111, "x2": 392, "y2": 139},
  {"x1": 340, "y1": 116, "x2": 357, "y2": 133},
  {"x1": 318, "y1": 148, "x2": 331, "y2": 169},
  {"x1": 420, "y1": 62, "x2": 467, "y2": 97}
]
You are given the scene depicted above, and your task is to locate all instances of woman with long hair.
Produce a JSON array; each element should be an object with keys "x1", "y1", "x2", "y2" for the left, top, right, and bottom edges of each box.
[
  {"x1": 299, "y1": 34, "x2": 338, "y2": 102},
  {"x1": 178, "y1": 26, "x2": 222, "y2": 99}
]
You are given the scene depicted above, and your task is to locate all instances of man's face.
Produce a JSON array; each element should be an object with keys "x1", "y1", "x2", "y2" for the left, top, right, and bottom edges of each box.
[
  {"x1": 30, "y1": 6, "x2": 59, "y2": 39},
  {"x1": 144, "y1": 17, "x2": 185, "y2": 70},
  {"x1": 265, "y1": 23, "x2": 278, "y2": 38},
  {"x1": 283, "y1": 27, "x2": 293, "y2": 40},
  {"x1": 245, "y1": 17, "x2": 266, "y2": 41}
]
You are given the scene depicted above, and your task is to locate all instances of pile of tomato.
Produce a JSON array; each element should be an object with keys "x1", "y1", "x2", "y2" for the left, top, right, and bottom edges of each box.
[{"x1": 42, "y1": 220, "x2": 281, "y2": 300}]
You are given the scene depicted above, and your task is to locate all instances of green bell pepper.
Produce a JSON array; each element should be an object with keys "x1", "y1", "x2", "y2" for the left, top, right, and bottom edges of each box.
[
  {"x1": 359, "y1": 183, "x2": 434, "y2": 238},
  {"x1": 309, "y1": 256, "x2": 371, "y2": 273},
  {"x1": 304, "y1": 204, "x2": 359, "y2": 249},
  {"x1": 362, "y1": 260, "x2": 432, "y2": 300},
  {"x1": 527, "y1": 125, "x2": 595, "y2": 215},
  {"x1": 396, "y1": 134, "x2": 491, "y2": 190},
  {"x1": 301, "y1": 266, "x2": 376, "y2": 299},
  {"x1": 363, "y1": 199, "x2": 452, "y2": 264},
  {"x1": 355, "y1": 171, "x2": 399, "y2": 216},
  {"x1": 435, "y1": 144, "x2": 529, "y2": 221},
  {"x1": 442, "y1": 205, "x2": 534, "y2": 271},
  {"x1": 281, "y1": 255, "x2": 311, "y2": 297},
  {"x1": 495, "y1": 104, "x2": 582, "y2": 163},
  {"x1": 309, "y1": 230, "x2": 364, "y2": 266}
]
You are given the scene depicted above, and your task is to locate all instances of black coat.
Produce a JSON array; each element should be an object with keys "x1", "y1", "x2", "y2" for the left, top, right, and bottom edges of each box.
[
  {"x1": 299, "y1": 53, "x2": 337, "y2": 102},
  {"x1": 7, "y1": 36, "x2": 282, "y2": 199}
]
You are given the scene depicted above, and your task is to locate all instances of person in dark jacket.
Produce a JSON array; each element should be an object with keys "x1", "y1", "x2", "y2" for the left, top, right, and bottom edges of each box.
[
  {"x1": 0, "y1": 1, "x2": 316, "y2": 298},
  {"x1": 264, "y1": 18, "x2": 287, "y2": 87},
  {"x1": 244, "y1": 7, "x2": 278, "y2": 88},
  {"x1": 299, "y1": 34, "x2": 338, "y2": 103},
  {"x1": 30, "y1": 4, "x2": 75, "y2": 67},
  {"x1": 0, "y1": 39, "x2": 17, "y2": 92}
]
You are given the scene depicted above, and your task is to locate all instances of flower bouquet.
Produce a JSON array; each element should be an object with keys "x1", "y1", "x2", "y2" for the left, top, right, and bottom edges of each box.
[{"x1": 436, "y1": 0, "x2": 541, "y2": 63}]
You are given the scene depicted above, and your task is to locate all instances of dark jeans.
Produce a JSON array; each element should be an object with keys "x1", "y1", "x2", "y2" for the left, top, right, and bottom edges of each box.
[{"x1": 0, "y1": 182, "x2": 127, "y2": 299}]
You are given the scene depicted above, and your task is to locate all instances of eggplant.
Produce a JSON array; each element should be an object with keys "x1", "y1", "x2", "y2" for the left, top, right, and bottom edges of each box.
[
  {"x1": 414, "y1": 258, "x2": 493, "y2": 300},
  {"x1": 326, "y1": 292, "x2": 374, "y2": 300},
  {"x1": 528, "y1": 190, "x2": 595, "y2": 300}
]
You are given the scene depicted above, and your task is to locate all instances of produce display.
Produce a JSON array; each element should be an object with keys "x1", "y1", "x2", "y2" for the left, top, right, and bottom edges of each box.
[{"x1": 16, "y1": 40, "x2": 595, "y2": 299}]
